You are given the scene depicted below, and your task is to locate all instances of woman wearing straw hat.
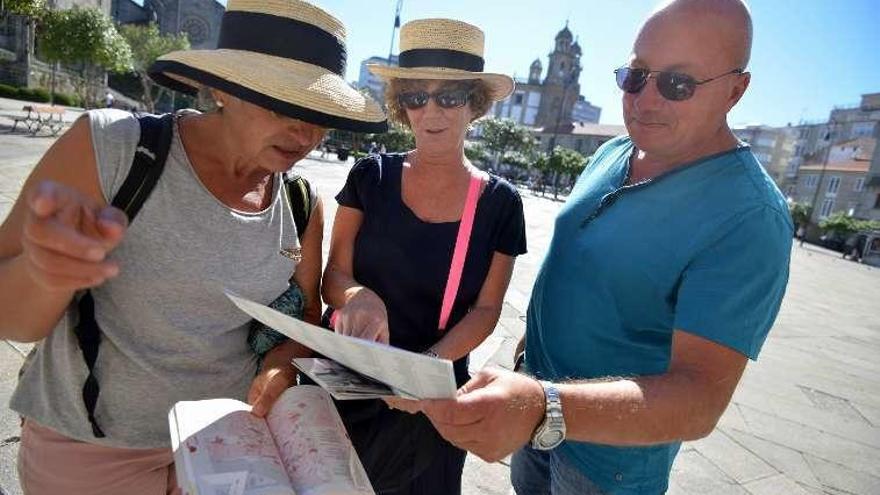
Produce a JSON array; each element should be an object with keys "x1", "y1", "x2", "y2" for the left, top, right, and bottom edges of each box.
[
  {"x1": 322, "y1": 18, "x2": 526, "y2": 494},
  {"x1": 0, "y1": 1, "x2": 384, "y2": 493}
]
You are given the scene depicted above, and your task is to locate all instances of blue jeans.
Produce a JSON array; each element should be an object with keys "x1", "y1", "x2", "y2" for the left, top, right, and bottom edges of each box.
[{"x1": 511, "y1": 446, "x2": 606, "y2": 495}]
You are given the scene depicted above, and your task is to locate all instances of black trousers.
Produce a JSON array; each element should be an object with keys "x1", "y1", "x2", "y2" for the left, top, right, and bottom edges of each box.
[{"x1": 338, "y1": 399, "x2": 467, "y2": 495}]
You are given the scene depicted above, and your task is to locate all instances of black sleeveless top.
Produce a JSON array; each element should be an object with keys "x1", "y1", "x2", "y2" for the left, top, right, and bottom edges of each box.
[{"x1": 336, "y1": 153, "x2": 527, "y2": 384}]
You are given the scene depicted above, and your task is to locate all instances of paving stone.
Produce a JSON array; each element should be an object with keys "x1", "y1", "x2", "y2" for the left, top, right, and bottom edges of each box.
[
  {"x1": 731, "y1": 384, "x2": 880, "y2": 449},
  {"x1": 470, "y1": 333, "x2": 508, "y2": 372},
  {"x1": 742, "y1": 474, "x2": 812, "y2": 495},
  {"x1": 0, "y1": 345, "x2": 24, "y2": 386},
  {"x1": 723, "y1": 428, "x2": 824, "y2": 491},
  {"x1": 716, "y1": 402, "x2": 750, "y2": 432},
  {"x1": 798, "y1": 385, "x2": 873, "y2": 425},
  {"x1": 665, "y1": 476, "x2": 690, "y2": 495},
  {"x1": 462, "y1": 455, "x2": 511, "y2": 495},
  {"x1": 0, "y1": 385, "x2": 21, "y2": 450},
  {"x1": 803, "y1": 453, "x2": 880, "y2": 495},
  {"x1": 850, "y1": 402, "x2": 880, "y2": 428},
  {"x1": 670, "y1": 449, "x2": 749, "y2": 494},
  {"x1": 690, "y1": 429, "x2": 777, "y2": 484},
  {"x1": 736, "y1": 405, "x2": 880, "y2": 476}
]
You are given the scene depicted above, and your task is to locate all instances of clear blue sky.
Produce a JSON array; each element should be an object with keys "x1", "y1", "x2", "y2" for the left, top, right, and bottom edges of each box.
[{"x1": 222, "y1": 0, "x2": 880, "y2": 127}]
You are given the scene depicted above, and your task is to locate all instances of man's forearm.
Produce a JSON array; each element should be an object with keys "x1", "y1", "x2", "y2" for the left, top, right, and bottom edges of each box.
[
  {"x1": 0, "y1": 256, "x2": 73, "y2": 342},
  {"x1": 557, "y1": 370, "x2": 732, "y2": 446}
]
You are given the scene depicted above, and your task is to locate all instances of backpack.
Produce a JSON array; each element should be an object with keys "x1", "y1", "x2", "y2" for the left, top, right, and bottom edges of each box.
[{"x1": 74, "y1": 113, "x2": 313, "y2": 437}]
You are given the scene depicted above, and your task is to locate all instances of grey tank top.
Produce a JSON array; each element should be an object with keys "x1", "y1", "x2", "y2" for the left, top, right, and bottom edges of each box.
[{"x1": 11, "y1": 109, "x2": 306, "y2": 448}]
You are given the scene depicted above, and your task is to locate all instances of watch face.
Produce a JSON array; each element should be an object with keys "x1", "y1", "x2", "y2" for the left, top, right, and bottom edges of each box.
[{"x1": 540, "y1": 430, "x2": 564, "y2": 449}]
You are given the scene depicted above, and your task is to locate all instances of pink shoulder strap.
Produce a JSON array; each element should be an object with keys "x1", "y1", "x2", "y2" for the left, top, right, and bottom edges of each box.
[{"x1": 438, "y1": 172, "x2": 486, "y2": 331}]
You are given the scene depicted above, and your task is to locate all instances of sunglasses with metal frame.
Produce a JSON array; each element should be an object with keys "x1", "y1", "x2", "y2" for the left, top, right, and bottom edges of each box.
[
  {"x1": 614, "y1": 66, "x2": 744, "y2": 101},
  {"x1": 397, "y1": 88, "x2": 471, "y2": 110}
]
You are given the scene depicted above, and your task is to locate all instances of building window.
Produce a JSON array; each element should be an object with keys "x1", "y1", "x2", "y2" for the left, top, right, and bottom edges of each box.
[
  {"x1": 826, "y1": 176, "x2": 840, "y2": 195},
  {"x1": 513, "y1": 93, "x2": 524, "y2": 105},
  {"x1": 804, "y1": 175, "x2": 818, "y2": 188},
  {"x1": 852, "y1": 122, "x2": 875, "y2": 137},
  {"x1": 819, "y1": 198, "x2": 835, "y2": 218},
  {"x1": 181, "y1": 16, "x2": 210, "y2": 46},
  {"x1": 854, "y1": 178, "x2": 865, "y2": 192}
]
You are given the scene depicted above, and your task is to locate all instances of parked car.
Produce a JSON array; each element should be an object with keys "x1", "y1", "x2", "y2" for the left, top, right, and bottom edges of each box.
[{"x1": 818, "y1": 232, "x2": 847, "y2": 254}]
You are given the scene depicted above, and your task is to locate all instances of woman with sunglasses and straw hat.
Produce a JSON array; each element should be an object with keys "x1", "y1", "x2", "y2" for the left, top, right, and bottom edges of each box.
[
  {"x1": 321, "y1": 18, "x2": 526, "y2": 494},
  {"x1": 0, "y1": 1, "x2": 385, "y2": 493}
]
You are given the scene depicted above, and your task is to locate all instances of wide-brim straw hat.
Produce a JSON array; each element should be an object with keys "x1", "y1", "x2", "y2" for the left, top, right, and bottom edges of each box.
[
  {"x1": 368, "y1": 18, "x2": 515, "y2": 101},
  {"x1": 148, "y1": 0, "x2": 387, "y2": 133}
]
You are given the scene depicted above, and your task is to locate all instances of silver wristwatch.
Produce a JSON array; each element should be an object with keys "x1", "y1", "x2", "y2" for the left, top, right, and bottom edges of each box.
[{"x1": 530, "y1": 380, "x2": 566, "y2": 450}]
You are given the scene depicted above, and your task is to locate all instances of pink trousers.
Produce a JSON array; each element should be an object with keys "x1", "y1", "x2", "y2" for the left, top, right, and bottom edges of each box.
[{"x1": 17, "y1": 419, "x2": 178, "y2": 495}]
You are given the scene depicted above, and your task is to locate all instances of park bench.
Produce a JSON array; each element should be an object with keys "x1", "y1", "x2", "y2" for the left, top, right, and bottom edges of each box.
[{"x1": 10, "y1": 105, "x2": 69, "y2": 136}]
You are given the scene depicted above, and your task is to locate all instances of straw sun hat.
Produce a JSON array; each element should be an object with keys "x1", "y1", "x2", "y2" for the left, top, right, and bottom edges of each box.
[
  {"x1": 368, "y1": 18, "x2": 515, "y2": 102},
  {"x1": 148, "y1": 0, "x2": 387, "y2": 133}
]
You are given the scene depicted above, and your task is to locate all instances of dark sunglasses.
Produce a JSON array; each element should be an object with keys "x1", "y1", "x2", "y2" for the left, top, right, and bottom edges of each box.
[
  {"x1": 614, "y1": 66, "x2": 744, "y2": 101},
  {"x1": 397, "y1": 89, "x2": 471, "y2": 110}
]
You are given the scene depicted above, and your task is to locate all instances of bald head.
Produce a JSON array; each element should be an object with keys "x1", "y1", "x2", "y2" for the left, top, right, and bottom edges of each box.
[
  {"x1": 644, "y1": 0, "x2": 752, "y2": 69},
  {"x1": 622, "y1": 0, "x2": 754, "y2": 165}
]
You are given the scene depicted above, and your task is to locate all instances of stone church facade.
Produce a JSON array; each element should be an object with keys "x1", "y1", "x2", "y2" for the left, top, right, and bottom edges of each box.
[
  {"x1": 491, "y1": 24, "x2": 601, "y2": 131},
  {"x1": 0, "y1": 0, "x2": 223, "y2": 92},
  {"x1": 112, "y1": 0, "x2": 225, "y2": 50}
]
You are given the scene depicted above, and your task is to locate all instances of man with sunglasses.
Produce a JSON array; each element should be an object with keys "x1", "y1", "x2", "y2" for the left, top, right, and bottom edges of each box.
[{"x1": 422, "y1": 1, "x2": 794, "y2": 494}]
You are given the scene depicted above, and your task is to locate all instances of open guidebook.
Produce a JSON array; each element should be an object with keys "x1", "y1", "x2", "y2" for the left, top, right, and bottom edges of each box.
[
  {"x1": 226, "y1": 292, "x2": 458, "y2": 401},
  {"x1": 168, "y1": 295, "x2": 462, "y2": 494},
  {"x1": 169, "y1": 385, "x2": 374, "y2": 495}
]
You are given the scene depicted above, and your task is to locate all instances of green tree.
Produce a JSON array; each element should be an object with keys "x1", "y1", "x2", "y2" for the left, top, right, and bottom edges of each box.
[
  {"x1": 119, "y1": 23, "x2": 189, "y2": 112},
  {"x1": 534, "y1": 146, "x2": 586, "y2": 199},
  {"x1": 1, "y1": 0, "x2": 45, "y2": 17},
  {"x1": 502, "y1": 150, "x2": 533, "y2": 172},
  {"x1": 819, "y1": 212, "x2": 880, "y2": 238},
  {"x1": 464, "y1": 141, "x2": 488, "y2": 164},
  {"x1": 479, "y1": 118, "x2": 537, "y2": 169},
  {"x1": 368, "y1": 123, "x2": 415, "y2": 153},
  {"x1": 38, "y1": 7, "x2": 132, "y2": 107},
  {"x1": 788, "y1": 201, "x2": 811, "y2": 229}
]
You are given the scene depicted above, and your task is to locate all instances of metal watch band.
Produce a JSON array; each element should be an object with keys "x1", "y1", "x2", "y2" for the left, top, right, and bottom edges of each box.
[{"x1": 531, "y1": 380, "x2": 566, "y2": 450}]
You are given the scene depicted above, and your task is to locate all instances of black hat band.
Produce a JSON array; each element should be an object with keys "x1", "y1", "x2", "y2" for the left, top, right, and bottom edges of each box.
[
  {"x1": 398, "y1": 48, "x2": 484, "y2": 72},
  {"x1": 148, "y1": 60, "x2": 387, "y2": 133},
  {"x1": 218, "y1": 11, "x2": 347, "y2": 76}
]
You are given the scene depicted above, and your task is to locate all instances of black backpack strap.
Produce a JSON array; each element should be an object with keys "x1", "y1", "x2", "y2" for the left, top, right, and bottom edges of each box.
[
  {"x1": 73, "y1": 292, "x2": 104, "y2": 437},
  {"x1": 284, "y1": 174, "x2": 312, "y2": 241},
  {"x1": 111, "y1": 113, "x2": 175, "y2": 220},
  {"x1": 74, "y1": 113, "x2": 174, "y2": 438}
]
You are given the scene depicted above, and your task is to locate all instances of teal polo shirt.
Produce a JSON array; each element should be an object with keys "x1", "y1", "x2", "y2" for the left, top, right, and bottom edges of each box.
[{"x1": 524, "y1": 136, "x2": 793, "y2": 494}]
